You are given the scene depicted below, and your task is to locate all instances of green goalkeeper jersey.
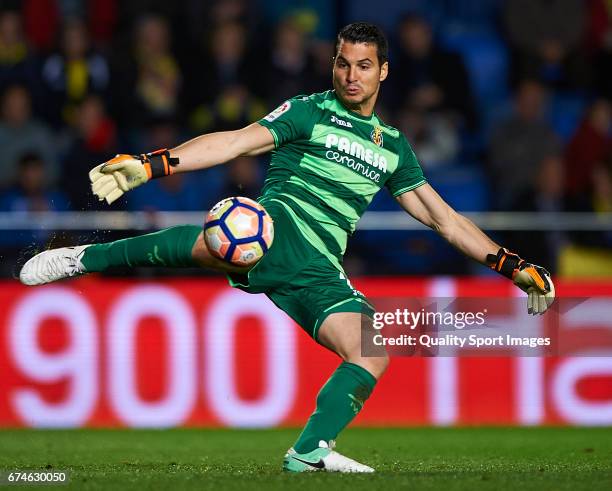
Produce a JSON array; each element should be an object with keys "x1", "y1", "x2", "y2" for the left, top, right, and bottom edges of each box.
[{"x1": 257, "y1": 90, "x2": 426, "y2": 270}]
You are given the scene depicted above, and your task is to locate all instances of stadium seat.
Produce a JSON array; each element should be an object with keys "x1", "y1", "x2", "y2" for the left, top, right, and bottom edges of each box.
[
  {"x1": 440, "y1": 30, "x2": 509, "y2": 111},
  {"x1": 427, "y1": 166, "x2": 490, "y2": 212},
  {"x1": 547, "y1": 91, "x2": 589, "y2": 142},
  {"x1": 442, "y1": 0, "x2": 502, "y2": 33},
  {"x1": 368, "y1": 166, "x2": 489, "y2": 213}
]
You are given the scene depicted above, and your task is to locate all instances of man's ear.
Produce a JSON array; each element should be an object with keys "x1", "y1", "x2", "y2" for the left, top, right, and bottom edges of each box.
[{"x1": 379, "y1": 61, "x2": 389, "y2": 82}]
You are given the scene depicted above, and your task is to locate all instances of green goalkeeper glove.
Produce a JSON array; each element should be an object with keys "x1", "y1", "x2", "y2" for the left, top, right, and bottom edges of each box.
[
  {"x1": 90, "y1": 149, "x2": 178, "y2": 204},
  {"x1": 487, "y1": 248, "x2": 556, "y2": 315}
]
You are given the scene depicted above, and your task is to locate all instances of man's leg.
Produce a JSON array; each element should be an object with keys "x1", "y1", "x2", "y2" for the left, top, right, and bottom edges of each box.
[
  {"x1": 20, "y1": 225, "x2": 248, "y2": 285},
  {"x1": 284, "y1": 312, "x2": 388, "y2": 472},
  {"x1": 82, "y1": 226, "x2": 248, "y2": 273}
]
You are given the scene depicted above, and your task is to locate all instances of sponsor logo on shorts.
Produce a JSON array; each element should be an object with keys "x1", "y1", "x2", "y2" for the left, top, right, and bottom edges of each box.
[{"x1": 264, "y1": 101, "x2": 291, "y2": 122}]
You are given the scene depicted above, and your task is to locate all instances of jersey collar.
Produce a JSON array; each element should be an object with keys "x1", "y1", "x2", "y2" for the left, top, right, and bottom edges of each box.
[{"x1": 332, "y1": 90, "x2": 379, "y2": 123}]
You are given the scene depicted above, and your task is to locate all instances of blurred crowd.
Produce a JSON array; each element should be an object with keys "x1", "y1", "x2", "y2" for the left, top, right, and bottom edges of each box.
[{"x1": 0, "y1": 0, "x2": 611, "y2": 276}]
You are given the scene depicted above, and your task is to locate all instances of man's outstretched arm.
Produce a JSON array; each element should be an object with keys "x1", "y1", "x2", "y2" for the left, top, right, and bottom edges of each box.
[
  {"x1": 170, "y1": 123, "x2": 275, "y2": 173},
  {"x1": 90, "y1": 123, "x2": 274, "y2": 204},
  {"x1": 397, "y1": 183, "x2": 555, "y2": 314}
]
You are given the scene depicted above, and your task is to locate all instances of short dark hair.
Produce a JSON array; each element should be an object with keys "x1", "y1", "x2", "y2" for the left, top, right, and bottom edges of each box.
[{"x1": 336, "y1": 22, "x2": 388, "y2": 65}]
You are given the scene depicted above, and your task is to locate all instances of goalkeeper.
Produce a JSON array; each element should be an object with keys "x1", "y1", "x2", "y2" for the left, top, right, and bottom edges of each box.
[{"x1": 20, "y1": 23, "x2": 554, "y2": 473}]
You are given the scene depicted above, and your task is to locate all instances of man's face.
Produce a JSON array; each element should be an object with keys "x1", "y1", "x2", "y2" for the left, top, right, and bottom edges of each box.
[{"x1": 333, "y1": 40, "x2": 388, "y2": 109}]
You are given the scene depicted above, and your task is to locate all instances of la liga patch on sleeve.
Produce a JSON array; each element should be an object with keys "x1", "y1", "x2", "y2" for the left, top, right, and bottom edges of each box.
[{"x1": 264, "y1": 101, "x2": 292, "y2": 122}]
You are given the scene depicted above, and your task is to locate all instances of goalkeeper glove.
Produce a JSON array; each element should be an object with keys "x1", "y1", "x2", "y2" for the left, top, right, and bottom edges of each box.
[
  {"x1": 487, "y1": 248, "x2": 555, "y2": 315},
  {"x1": 90, "y1": 149, "x2": 179, "y2": 204}
]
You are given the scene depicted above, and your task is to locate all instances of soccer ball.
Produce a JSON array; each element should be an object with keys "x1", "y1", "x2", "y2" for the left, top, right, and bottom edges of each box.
[{"x1": 203, "y1": 197, "x2": 274, "y2": 267}]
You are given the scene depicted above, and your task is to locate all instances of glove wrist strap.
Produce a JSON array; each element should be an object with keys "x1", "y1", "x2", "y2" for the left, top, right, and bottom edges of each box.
[
  {"x1": 141, "y1": 148, "x2": 179, "y2": 179},
  {"x1": 486, "y1": 248, "x2": 523, "y2": 280}
]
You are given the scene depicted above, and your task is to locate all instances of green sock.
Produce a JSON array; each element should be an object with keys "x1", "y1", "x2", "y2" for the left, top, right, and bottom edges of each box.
[
  {"x1": 81, "y1": 225, "x2": 202, "y2": 271},
  {"x1": 293, "y1": 361, "x2": 377, "y2": 454}
]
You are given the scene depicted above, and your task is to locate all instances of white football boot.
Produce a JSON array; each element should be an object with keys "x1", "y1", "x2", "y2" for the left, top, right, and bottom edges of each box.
[
  {"x1": 283, "y1": 440, "x2": 374, "y2": 473},
  {"x1": 19, "y1": 245, "x2": 90, "y2": 286}
]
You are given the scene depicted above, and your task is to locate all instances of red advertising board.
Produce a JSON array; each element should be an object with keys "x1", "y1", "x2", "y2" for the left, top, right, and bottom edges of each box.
[{"x1": 1, "y1": 277, "x2": 611, "y2": 427}]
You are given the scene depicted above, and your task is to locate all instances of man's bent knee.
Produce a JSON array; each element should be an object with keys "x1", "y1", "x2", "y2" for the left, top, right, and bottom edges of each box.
[
  {"x1": 317, "y1": 312, "x2": 389, "y2": 379},
  {"x1": 318, "y1": 311, "x2": 389, "y2": 378},
  {"x1": 191, "y1": 232, "x2": 251, "y2": 274},
  {"x1": 347, "y1": 353, "x2": 389, "y2": 380}
]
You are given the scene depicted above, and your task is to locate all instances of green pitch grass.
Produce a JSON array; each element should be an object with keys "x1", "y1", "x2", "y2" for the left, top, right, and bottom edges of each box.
[{"x1": 0, "y1": 428, "x2": 610, "y2": 490}]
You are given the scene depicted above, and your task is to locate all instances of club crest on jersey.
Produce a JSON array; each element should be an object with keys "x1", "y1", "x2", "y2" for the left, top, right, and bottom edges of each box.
[
  {"x1": 370, "y1": 126, "x2": 383, "y2": 147},
  {"x1": 264, "y1": 101, "x2": 291, "y2": 122}
]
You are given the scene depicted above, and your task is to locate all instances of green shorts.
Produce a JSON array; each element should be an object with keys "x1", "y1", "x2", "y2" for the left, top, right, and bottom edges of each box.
[{"x1": 227, "y1": 201, "x2": 374, "y2": 341}]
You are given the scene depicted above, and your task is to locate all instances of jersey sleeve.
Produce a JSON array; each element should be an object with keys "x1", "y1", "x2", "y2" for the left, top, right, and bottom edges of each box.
[
  {"x1": 385, "y1": 135, "x2": 427, "y2": 197},
  {"x1": 257, "y1": 96, "x2": 314, "y2": 147}
]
